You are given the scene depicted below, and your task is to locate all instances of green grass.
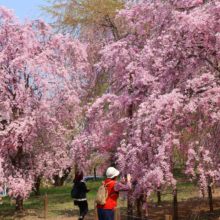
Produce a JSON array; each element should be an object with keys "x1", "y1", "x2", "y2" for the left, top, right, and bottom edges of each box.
[
  {"x1": 0, "y1": 179, "x2": 105, "y2": 219},
  {"x1": 0, "y1": 176, "x2": 202, "y2": 219}
]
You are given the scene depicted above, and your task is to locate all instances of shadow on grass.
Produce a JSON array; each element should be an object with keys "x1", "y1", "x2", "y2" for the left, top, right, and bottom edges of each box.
[
  {"x1": 0, "y1": 209, "x2": 44, "y2": 220},
  {"x1": 50, "y1": 208, "x2": 95, "y2": 220}
]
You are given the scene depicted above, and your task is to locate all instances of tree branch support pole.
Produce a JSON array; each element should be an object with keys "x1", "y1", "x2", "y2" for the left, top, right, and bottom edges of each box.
[
  {"x1": 165, "y1": 215, "x2": 173, "y2": 220},
  {"x1": 127, "y1": 72, "x2": 134, "y2": 220},
  {"x1": 173, "y1": 189, "x2": 178, "y2": 220},
  {"x1": 94, "y1": 202, "x2": 98, "y2": 220},
  {"x1": 94, "y1": 167, "x2": 97, "y2": 180},
  {"x1": 74, "y1": 163, "x2": 78, "y2": 174},
  {"x1": 208, "y1": 185, "x2": 213, "y2": 212},
  {"x1": 114, "y1": 207, "x2": 121, "y2": 220},
  {"x1": 44, "y1": 193, "x2": 48, "y2": 219}
]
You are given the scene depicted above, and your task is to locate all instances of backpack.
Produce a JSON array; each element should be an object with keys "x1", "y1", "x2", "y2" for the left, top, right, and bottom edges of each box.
[
  {"x1": 71, "y1": 182, "x2": 81, "y2": 198},
  {"x1": 95, "y1": 181, "x2": 114, "y2": 205}
]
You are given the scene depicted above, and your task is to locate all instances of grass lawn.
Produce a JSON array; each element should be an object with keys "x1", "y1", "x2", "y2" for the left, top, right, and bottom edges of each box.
[
  {"x1": 0, "y1": 179, "x2": 105, "y2": 219},
  {"x1": 1, "y1": 170, "x2": 220, "y2": 219}
]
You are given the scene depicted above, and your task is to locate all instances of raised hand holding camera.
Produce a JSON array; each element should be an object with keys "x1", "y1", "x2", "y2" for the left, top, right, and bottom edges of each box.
[{"x1": 127, "y1": 174, "x2": 131, "y2": 182}]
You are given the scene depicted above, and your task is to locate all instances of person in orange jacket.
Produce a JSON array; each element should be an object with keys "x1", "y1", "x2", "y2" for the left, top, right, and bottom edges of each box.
[{"x1": 97, "y1": 167, "x2": 131, "y2": 220}]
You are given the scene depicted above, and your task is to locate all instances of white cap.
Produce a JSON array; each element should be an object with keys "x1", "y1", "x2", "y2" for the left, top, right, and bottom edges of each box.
[{"x1": 106, "y1": 167, "x2": 120, "y2": 179}]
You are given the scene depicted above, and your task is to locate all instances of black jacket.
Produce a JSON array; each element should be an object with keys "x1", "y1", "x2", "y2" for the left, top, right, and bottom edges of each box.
[{"x1": 73, "y1": 181, "x2": 90, "y2": 199}]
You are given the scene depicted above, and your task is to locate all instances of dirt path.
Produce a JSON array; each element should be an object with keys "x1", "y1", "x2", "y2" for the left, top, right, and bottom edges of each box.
[
  {"x1": 1, "y1": 210, "x2": 95, "y2": 220},
  {"x1": 6, "y1": 202, "x2": 220, "y2": 220}
]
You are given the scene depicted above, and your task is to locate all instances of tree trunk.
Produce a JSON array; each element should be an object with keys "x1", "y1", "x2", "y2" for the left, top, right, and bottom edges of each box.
[
  {"x1": 74, "y1": 163, "x2": 78, "y2": 174},
  {"x1": 142, "y1": 194, "x2": 149, "y2": 219},
  {"x1": 57, "y1": 175, "x2": 60, "y2": 187},
  {"x1": 94, "y1": 167, "x2": 97, "y2": 180},
  {"x1": 127, "y1": 191, "x2": 133, "y2": 220},
  {"x1": 60, "y1": 167, "x2": 71, "y2": 185},
  {"x1": 157, "y1": 190, "x2": 161, "y2": 206},
  {"x1": 212, "y1": 183, "x2": 215, "y2": 194},
  {"x1": 208, "y1": 185, "x2": 213, "y2": 212},
  {"x1": 53, "y1": 167, "x2": 71, "y2": 187},
  {"x1": 136, "y1": 196, "x2": 142, "y2": 218},
  {"x1": 33, "y1": 176, "x2": 41, "y2": 196},
  {"x1": 16, "y1": 196, "x2": 23, "y2": 210},
  {"x1": 173, "y1": 189, "x2": 178, "y2": 220},
  {"x1": 53, "y1": 175, "x2": 61, "y2": 187}
]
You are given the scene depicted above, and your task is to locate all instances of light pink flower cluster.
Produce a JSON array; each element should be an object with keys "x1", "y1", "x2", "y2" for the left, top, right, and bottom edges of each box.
[{"x1": 0, "y1": 6, "x2": 88, "y2": 207}]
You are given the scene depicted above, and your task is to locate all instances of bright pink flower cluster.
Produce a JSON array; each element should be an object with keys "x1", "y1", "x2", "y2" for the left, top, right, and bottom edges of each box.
[{"x1": 72, "y1": 0, "x2": 220, "y2": 198}]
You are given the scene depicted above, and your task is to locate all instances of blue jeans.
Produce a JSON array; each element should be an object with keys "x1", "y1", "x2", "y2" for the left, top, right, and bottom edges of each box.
[{"x1": 97, "y1": 208, "x2": 114, "y2": 220}]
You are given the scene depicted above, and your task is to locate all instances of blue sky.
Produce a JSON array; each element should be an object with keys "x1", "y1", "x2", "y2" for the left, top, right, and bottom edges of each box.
[{"x1": 1, "y1": 0, "x2": 50, "y2": 23}]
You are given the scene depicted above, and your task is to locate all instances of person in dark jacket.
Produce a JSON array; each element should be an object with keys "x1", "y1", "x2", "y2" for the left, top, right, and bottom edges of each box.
[{"x1": 73, "y1": 171, "x2": 91, "y2": 220}]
